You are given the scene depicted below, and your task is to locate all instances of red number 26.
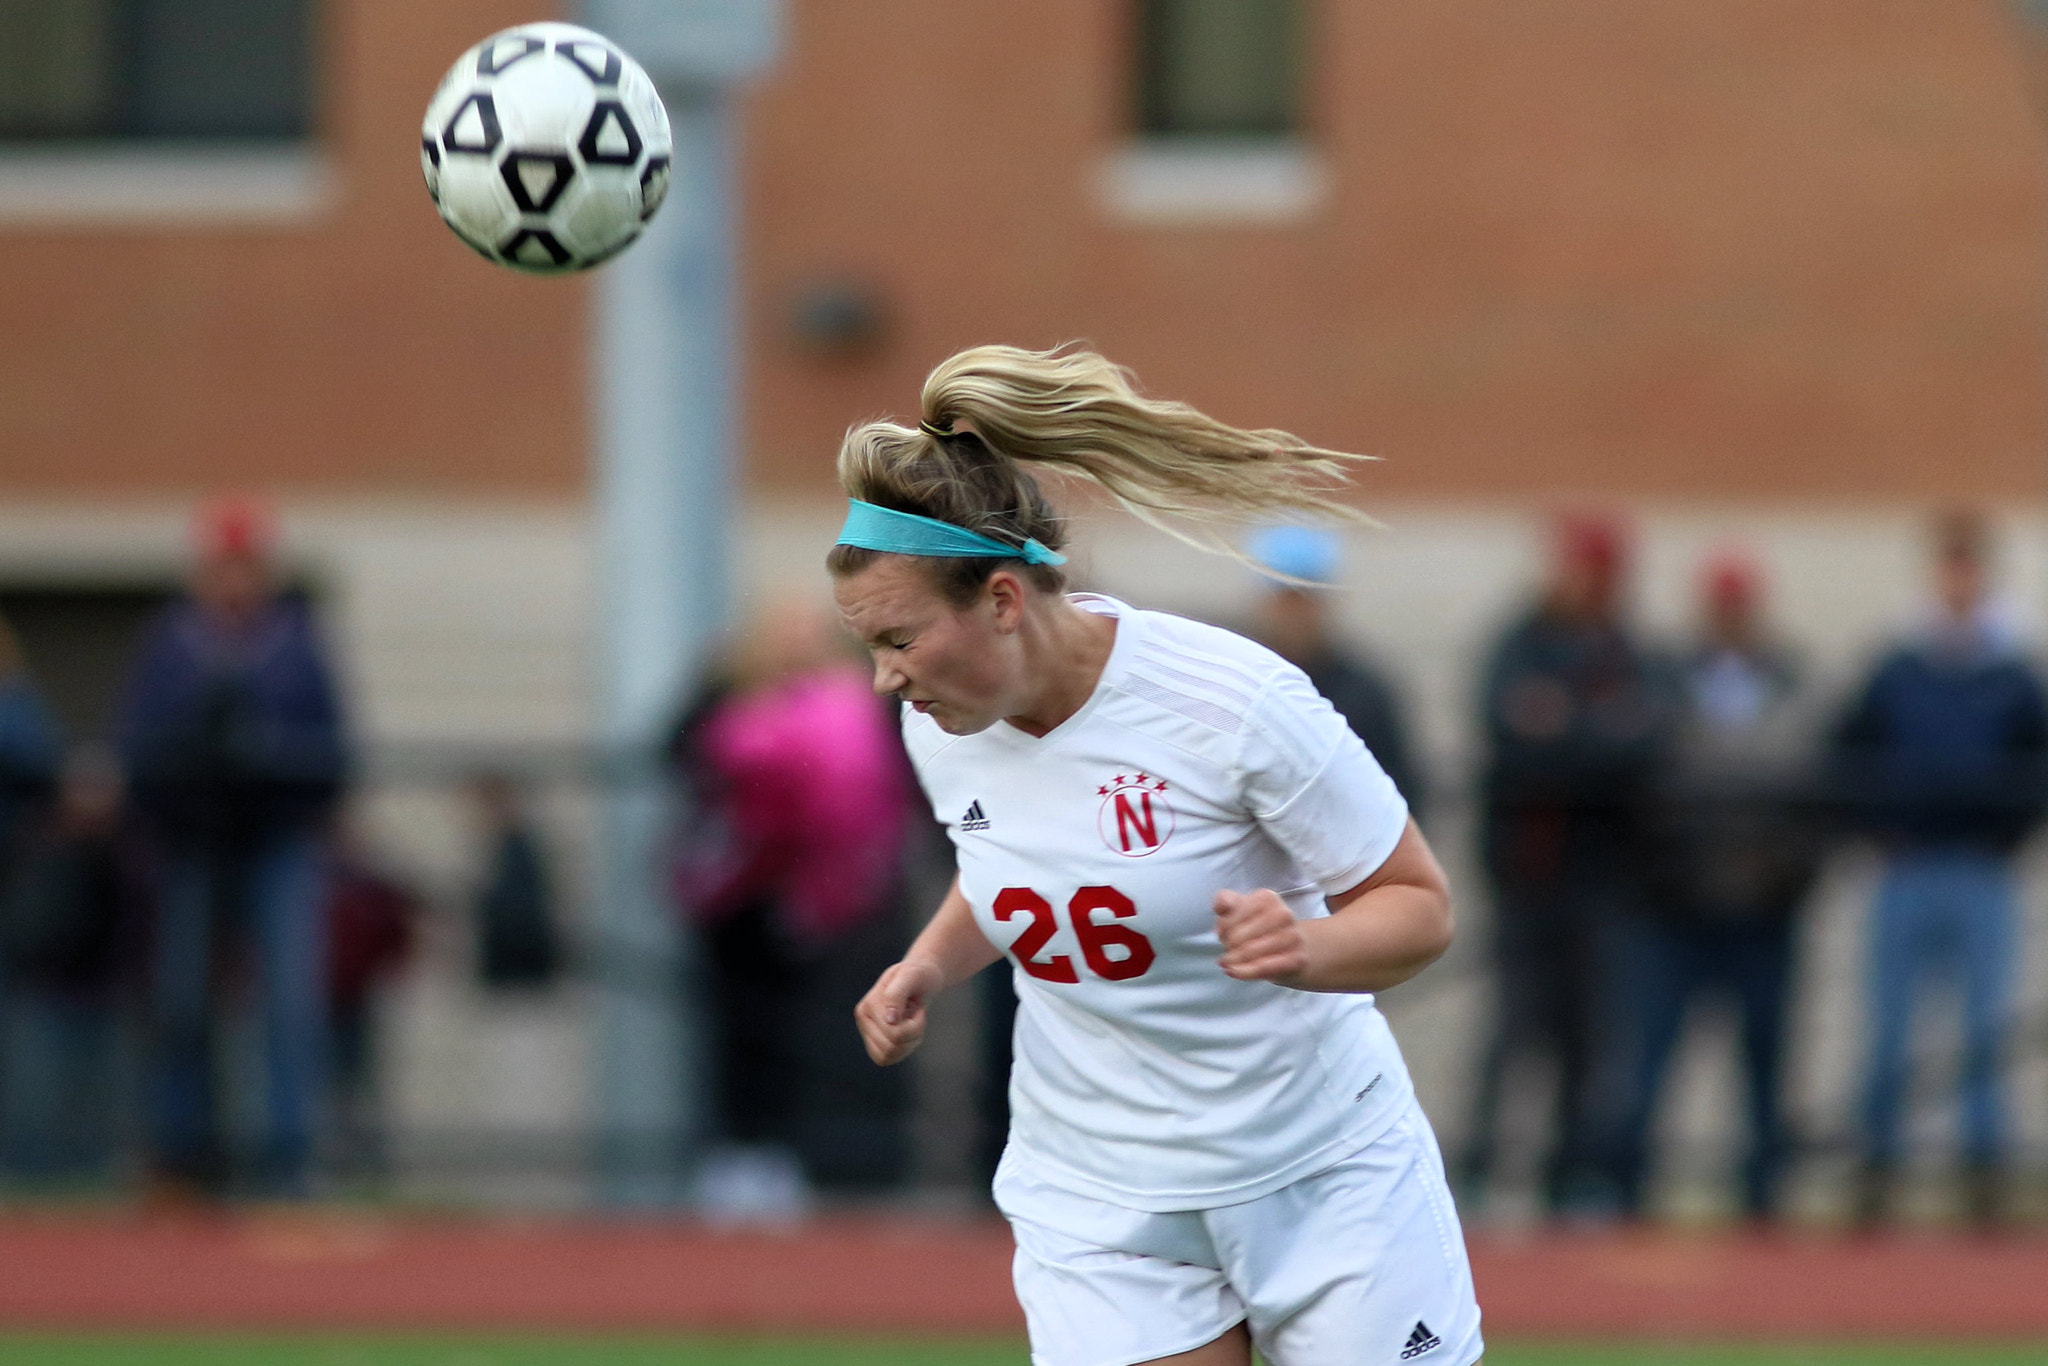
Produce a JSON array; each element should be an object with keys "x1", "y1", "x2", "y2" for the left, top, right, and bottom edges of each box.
[{"x1": 993, "y1": 885, "x2": 1156, "y2": 983}]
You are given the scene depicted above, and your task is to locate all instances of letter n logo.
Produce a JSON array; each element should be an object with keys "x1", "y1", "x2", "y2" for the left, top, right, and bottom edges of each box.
[{"x1": 1098, "y1": 775, "x2": 1176, "y2": 857}]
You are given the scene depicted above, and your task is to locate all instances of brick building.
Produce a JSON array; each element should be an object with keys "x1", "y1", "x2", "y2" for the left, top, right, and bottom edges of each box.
[
  {"x1": 0, "y1": 1, "x2": 2040, "y2": 505},
  {"x1": 744, "y1": 0, "x2": 2047, "y2": 503}
]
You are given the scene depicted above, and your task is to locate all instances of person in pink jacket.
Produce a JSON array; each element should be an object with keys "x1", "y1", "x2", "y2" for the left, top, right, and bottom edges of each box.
[{"x1": 669, "y1": 601, "x2": 917, "y2": 1218}]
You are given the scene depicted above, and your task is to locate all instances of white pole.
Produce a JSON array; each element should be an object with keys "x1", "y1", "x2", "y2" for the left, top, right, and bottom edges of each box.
[{"x1": 583, "y1": 0, "x2": 780, "y2": 1205}]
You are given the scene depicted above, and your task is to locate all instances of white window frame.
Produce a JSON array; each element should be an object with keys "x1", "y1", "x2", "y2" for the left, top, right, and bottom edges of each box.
[
  {"x1": 0, "y1": 142, "x2": 333, "y2": 226},
  {"x1": 1095, "y1": 137, "x2": 1327, "y2": 226}
]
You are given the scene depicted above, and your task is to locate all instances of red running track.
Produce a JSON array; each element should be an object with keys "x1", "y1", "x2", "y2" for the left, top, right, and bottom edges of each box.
[{"x1": 0, "y1": 1213, "x2": 2043, "y2": 1339}]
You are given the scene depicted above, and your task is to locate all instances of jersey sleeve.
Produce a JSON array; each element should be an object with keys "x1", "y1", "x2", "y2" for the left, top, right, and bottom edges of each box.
[
  {"x1": 1236, "y1": 665, "x2": 1411, "y2": 895},
  {"x1": 898, "y1": 701, "x2": 953, "y2": 824}
]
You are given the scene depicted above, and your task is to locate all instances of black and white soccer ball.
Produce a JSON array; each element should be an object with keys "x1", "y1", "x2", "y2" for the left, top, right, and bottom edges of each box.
[{"x1": 421, "y1": 22, "x2": 671, "y2": 274}]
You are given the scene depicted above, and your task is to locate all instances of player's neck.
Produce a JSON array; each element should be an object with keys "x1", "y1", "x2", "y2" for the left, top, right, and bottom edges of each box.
[{"x1": 1003, "y1": 599, "x2": 1118, "y2": 738}]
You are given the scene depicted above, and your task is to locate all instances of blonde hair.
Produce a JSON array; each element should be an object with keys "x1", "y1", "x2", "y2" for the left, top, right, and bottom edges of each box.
[{"x1": 827, "y1": 344, "x2": 1371, "y2": 601}]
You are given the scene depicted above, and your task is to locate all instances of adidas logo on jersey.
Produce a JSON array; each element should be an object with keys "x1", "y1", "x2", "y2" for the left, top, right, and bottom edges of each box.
[
  {"x1": 959, "y1": 800, "x2": 991, "y2": 832},
  {"x1": 1400, "y1": 1321, "x2": 1442, "y2": 1359}
]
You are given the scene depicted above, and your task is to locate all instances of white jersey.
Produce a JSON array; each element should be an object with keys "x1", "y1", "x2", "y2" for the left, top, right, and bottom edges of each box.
[{"x1": 904, "y1": 594, "x2": 1416, "y2": 1212}]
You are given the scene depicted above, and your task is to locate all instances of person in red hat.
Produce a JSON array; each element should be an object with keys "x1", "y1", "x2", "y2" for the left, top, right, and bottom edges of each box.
[
  {"x1": 1458, "y1": 513, "x2": 1679, "y2": 1217},
  {"x1": 117, "y1": 495, "x2": 347, "y2": 1198},
  {"x1": 1590, "y1": 548, "x2": 1825, "y2": 1222}
]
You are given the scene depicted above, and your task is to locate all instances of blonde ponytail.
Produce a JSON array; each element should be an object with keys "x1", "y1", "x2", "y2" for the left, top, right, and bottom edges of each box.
[{"x1": 829, "y1": 343, "x2": 1372, "y2": 598}]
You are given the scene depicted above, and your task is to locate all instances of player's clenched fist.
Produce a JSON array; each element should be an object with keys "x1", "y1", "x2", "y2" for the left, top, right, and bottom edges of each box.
[
  {"x1": 1214, "y1": 888, "x2": 1310, "y2": 985},
  {"x1": 855, "y1": 958, "x2": 945, "y2": 1065}
]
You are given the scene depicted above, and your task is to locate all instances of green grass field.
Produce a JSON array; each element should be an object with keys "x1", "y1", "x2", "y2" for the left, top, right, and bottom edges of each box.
[{"x1": 1, "y1": 1338, "x2": 2044, "y2": 1366}]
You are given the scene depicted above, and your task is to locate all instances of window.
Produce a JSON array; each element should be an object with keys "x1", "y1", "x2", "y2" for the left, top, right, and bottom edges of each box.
[
  {"x1": 1104, "y1": 0, "x2": 1321, "y2": 224},
  {"x1": 0, "y1": 0, "x2": 315, "y2": 141},
  {"x1": 1137, "y1": 0, "x2": 1302, "y2": 138}
]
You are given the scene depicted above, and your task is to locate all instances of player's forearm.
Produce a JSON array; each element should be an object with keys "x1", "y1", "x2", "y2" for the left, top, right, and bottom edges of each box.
[
  {"x1": 1293, "y1": 883, "x2": 1454, "y2": 993},
  {"x1": 902, "y1": 878, "x2": 1003, "y2": 993}
]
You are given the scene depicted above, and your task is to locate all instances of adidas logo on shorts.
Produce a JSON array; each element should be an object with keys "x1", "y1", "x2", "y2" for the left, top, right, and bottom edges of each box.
[
  {"x1": 960, "y1": 800, "x2": 991, "y2": 832},
  {"x1": 1399, "y1": 1320, "x2": 1442, "y2": 1359}
]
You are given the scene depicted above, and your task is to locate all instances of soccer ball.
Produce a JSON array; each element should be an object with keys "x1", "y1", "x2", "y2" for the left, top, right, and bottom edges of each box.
[{"x1": 421, "y1": 22, "x2": 672, "y2": 274}]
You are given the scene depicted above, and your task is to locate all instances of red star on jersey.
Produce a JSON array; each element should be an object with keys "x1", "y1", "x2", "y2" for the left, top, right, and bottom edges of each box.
[
  {"x1": 1114, "y1": 774, "x2": 1126, "y2": 785},
  {"x1": 1097, "y1": 785, "x2": 1110, "y2": 796}
]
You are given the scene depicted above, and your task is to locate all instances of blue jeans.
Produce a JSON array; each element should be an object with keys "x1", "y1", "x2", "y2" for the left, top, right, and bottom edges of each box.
[
  {"x1": 1459, "y1": 884, "x2": 1614, "y2": 1210},
  {"x1": 1591, "y1": 912, "x2": 1796, "y2": 1216},
  {"x1": 149, "y1": 832, "x2": 328, "y2": 1192},
  {"x1": 1862, "y1": 850, "x2": 2016, "y2": 1166}
]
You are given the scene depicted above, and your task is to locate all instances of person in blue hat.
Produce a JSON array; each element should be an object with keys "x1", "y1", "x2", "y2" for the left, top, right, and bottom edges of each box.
[{"x1": 1244, "y1": 526, "x2": 1422, "y2": 815}]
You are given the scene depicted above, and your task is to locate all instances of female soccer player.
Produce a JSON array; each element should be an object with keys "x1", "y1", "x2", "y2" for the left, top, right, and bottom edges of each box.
[{"x1": 834, "y1": 346, "x2": 1482, "y2": 1366}]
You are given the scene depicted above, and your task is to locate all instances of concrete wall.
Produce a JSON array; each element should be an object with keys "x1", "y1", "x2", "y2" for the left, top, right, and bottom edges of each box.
[{"x1": 744, "y1": 495, "x2": 2048, "y2": 756}]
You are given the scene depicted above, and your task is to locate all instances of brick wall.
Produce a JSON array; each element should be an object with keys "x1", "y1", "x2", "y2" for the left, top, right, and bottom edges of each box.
[
  {"x1": 0, "y1": 0, "x2": 586, "y2": 496},
  {"x1": 1, "y1": 2, "x2": 2043, "y2": 504},
  {"x1": 742, "y1": 0, "x2": 2048, "y2": 500}
]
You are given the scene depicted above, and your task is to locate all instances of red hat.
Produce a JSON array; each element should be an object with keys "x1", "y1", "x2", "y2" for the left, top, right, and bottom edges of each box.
[
  {"x1": 194, "y1": 494, "x2": 277, "y2": 563},
  {"x1": 1701, "y1": 547, "x2": 1763, "y2": 610},
  {"x1": 1555, "y1": 512, "x2": 1628, "y2": 574}
]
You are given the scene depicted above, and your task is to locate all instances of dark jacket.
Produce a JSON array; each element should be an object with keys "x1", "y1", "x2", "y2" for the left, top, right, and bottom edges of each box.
[
  {"x1": 476, "y1": 824, "x2": 559, "y2": 989},
  {"x1": 117, "y1": 599, "x2": 347, "y2": 847},
  {"x1": 1831, "y1": 621, "x2": 2048, "y2": 855},
  {"x1": 1479, "y1": 606, "x2": 1677, "y2": 893},
  {"x1": 0, "y1": 677, "x2": 92, "y2": 989},
  {"x1": 1, "y1": 818, "x2": 131, "y2": 992},
  {"x1": 1651, "y1": 644, "x2": 1828, "y2": 923},
  {"x1": 1299, "y1": 649, "x2": 1423, "y2": 816},
  {"x1": 0, "y1": 676, "x2": 61, "y2": 854}
]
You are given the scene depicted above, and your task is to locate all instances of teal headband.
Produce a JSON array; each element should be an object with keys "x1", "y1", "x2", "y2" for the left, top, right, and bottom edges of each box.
[{"x1": 836, "y1": 500, "x2": 1066, "y2": 566}]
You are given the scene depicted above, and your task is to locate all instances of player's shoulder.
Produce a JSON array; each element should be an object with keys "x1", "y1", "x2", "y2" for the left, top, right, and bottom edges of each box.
[
  {"x1": 1107, "y1": 602, "x2": 1303, "y2": 739},
  {"x1": 1124, "y1": 605, "x2": 1293, "y2": 682}
]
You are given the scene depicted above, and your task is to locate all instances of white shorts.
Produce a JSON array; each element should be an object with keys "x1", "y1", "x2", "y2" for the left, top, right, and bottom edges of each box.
[{"x1": 995, "y1": 1100, "x2": 1482, "y2": 1366}]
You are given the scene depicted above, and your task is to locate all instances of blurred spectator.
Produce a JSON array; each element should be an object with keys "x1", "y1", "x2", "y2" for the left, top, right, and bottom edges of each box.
[
  {"x1": 0, "y1": 615, "x2": 62, "y2": 874},
  {"x1": 1833, "y1": 512, "x2": 2048, "y2": 1228},
  {"x1": 324, "y1": 831, "x2": 420, "y2": 1178},
  {"x1": 1, "y1": 748, "x2": 131, "y2": 1177},
  {"x1": 1591, "y1": 550, "x2": 1827, "y2": 1221},
  {"x1": 1459, "y1": 513, "x2": 1677, "y2": 1214},
  {"x1": 0, "y1": 615, "x2": 70, "y2": 1177},
  {"x1": 669, "y1": 600, "x2": 917, "y2": 1219},
  {"x1": 472, "y1": 775, "x2": 561, "y2": 990},
  {"x1": 119, "y1": 497, "x2": 348, "y2": 1197},
  {"x1": 1244, "y1": 526, "x2": 1423, "y2": 810}
]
